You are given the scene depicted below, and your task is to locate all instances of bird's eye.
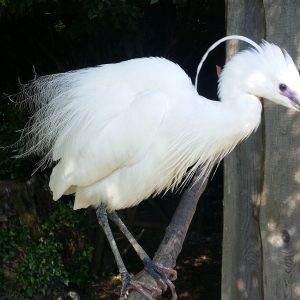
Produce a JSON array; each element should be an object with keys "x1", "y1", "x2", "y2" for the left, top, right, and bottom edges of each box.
[{"x1": 279, "y1": 83, "x2": 287, "y2": 92}]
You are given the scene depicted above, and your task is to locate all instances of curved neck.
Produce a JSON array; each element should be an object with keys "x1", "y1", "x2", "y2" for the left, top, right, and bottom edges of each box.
[
  {"x1": 216, "y1": 51, "x2": 264, "y2": 135},
  {"x1": 217, "y1": 68, "x2": 263, "y2": 138},
  {"x1": 224, "y1": 94, "x2": 262, "y2": 136}
]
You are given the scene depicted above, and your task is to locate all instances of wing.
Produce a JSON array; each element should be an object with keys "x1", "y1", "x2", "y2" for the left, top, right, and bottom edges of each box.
[
  {"x1": 17, "y1": 57, "x2": 193, "y2": 201},
  {"x1": 49, "y1": 89, "x2": 170, "y2": 200}
]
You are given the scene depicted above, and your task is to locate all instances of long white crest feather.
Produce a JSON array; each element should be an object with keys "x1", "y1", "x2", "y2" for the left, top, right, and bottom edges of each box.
[{"x1": 195, "y1": 35, "x2": 261, "y2": 90}]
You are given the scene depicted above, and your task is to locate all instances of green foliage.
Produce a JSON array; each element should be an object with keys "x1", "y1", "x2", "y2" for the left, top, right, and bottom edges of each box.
[
  {"x1": 15, "y1": 238, "x2": 68, "y2": 299},
  {"x1": 42, "y1": 201, "x2": 95, "y2": 285},
  {"x1": 0, "y1": 200, "x2": 95, "y2": 299}
]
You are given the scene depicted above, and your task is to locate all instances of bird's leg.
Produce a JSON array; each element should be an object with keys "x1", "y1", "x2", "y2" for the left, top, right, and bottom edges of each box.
[
  {"x1": 96, "y1": 204, "x2": 159, "y2": 300},
  {"x1": 108, "y1": 211, "x2": 177, "y2": 299}
]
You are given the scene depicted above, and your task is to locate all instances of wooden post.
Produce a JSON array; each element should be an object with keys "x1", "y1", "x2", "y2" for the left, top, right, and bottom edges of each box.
[
  {"x1": 260, "y1": 1, "x2": 300, "y2": 299},
  {"x1": 222, "y1": 1, "x2": 265, "y2": 299},
  {"x1": 223, "y1": 1, "x2": 300, "y2": 299}
]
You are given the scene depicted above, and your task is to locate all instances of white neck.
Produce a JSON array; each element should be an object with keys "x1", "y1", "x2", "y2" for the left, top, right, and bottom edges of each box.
[
  {"x1": 217, "y1": 55, "x2": 263, "y2": 137},
  {"x1": 162, "y1": 79, "x2": 263, "y2": 191},
  {"x1": 221, "y1": 93, "x2": 262, "y2": 139}
]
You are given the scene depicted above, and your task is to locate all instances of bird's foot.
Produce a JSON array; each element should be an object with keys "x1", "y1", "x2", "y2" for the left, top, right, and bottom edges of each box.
[
  {"x1": 143, "y1": 258, "x2": 178, "y2": 300},
  {"x1": 119, "y1": 271, "x2": 162, "y2": 300}
]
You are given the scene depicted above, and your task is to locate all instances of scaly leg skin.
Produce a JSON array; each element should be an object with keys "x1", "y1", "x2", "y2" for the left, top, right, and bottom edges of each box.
[
  {"x1": 96, "y1": 204, "x2": 162, "y2": 300},
  {"x1": 108, "y1": 211, "x2": 178, "y2": 299}
]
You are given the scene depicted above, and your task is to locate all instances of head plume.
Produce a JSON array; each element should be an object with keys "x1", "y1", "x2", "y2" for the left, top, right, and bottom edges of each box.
[{"x1": 195, "y1": 35, "x2": 261, "y2": 90}]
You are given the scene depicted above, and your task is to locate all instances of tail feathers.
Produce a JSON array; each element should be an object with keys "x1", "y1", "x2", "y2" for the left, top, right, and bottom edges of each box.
[
  {"x1": 49, "y1": 164, "x2": 71, "y2": 201},
  {"x1": 49, "y1": 163, "x2": 100, "y2": 210}
]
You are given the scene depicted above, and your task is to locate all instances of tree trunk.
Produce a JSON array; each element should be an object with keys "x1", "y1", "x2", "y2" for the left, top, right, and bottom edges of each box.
[
  {"x1": 223, "y1": 1, "x2": 300, "y2": 299},
  {"x1": 128, "y1": 173, "x2": 208, "y2": 300}
]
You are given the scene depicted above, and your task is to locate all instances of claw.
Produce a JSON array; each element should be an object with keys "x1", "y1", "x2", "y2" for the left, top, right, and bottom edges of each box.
[
  {"x1": 155, "y1": 277, "x2": 168, "y2": 291},
  {"x1": 155, "y1": 264, "x2": 177, "y2": 281},
  {"x1": 165, "y1": 278, "x2": 177, "y2": 300},
  {"x1": 120, "y1": 272, "x2": 162, "y2": 300},
  {"x1": 143, "y1": 259, "x2": 178, "y2": 300}
]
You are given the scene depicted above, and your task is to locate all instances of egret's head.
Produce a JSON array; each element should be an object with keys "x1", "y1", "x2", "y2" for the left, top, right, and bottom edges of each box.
[{"x1": 245, "y1": 42, "x2": 300, "y2": 110}]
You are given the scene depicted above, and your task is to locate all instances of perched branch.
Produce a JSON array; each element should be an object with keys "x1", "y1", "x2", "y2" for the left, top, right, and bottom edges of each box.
[{"x1": 128, "y1": 171, "x2": 208, "y2": 299}]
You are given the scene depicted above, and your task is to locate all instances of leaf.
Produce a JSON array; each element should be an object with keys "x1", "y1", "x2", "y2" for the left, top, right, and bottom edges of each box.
[{"x1": 150, "y1": 0, "x2": 160, "y2": 5}]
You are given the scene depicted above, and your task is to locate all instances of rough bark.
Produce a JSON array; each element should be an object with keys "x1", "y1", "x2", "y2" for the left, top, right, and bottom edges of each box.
[
  {"x1": 223, "y1": 1, "x2": 300, "y2": 300},
  {"x1": 260, "y1": 1, "x2": 300, "y2": 299}
]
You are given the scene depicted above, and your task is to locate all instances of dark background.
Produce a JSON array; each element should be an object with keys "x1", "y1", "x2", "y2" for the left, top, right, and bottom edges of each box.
[{"x1": 0, "y1": 1, "x2": 225, "y2": 299}]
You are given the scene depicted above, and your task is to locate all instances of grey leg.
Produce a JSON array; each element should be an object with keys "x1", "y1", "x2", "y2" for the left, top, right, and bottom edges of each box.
[
  {"x1": 108, "y1": 211, "x2": 150, "y2": 261},
  {"x1": 96, "y1": 204, "x2": 127, "y2": 274},
  {"x1": 108, "y1": 211, "x2": 178, "y2": 299},
  {"x1": 96, "y1": 204, "x2": 159, "y2": 300}
]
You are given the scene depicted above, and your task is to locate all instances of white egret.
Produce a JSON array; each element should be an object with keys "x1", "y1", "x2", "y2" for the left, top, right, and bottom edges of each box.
[{"x1": 17, "y1": 35, "x2": 300, "y2": 299}]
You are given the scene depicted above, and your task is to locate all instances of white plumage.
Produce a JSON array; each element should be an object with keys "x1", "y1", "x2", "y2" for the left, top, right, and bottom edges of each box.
[{"x1": 18, "y1": 37, "x2": 300, "y2": 213}]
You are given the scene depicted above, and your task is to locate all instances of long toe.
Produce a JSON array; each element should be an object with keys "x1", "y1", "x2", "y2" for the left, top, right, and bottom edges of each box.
[
  {"x1": 155, "y1": 264, "x2": 177, "y2": 281},
  {"x1": 155, "y1": 277, "x2": 177, "y2": 300},
  {"x1": 120, "y1": 272, "x2": 162, "y2": 300},
  {"x1": 165, "y1": 278, "x2": 177, "y2": 300},
  {"x1": 143, "y1": 260, "x2": 178, "y2": 300}
]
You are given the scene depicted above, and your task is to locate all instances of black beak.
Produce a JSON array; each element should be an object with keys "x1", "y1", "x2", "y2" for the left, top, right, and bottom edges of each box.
[{"x1": 289, "y1": 95, "x2": 300, "y2": 110}]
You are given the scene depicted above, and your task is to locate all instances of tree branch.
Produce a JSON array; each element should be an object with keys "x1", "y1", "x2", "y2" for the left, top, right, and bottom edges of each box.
[{"x1": 128, "y1": 171, "x2": 208, "y2": 299}]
